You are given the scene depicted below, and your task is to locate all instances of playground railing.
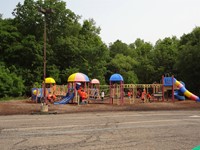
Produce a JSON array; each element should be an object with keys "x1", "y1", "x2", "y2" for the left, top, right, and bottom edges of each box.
[{"x1": 152, "y1": 92, "x2": 163, "y2": 101}]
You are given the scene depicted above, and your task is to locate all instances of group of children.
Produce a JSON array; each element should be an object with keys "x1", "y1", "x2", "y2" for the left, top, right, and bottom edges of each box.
[
  {"x1": 127, "y1": 89, "x2": 152, "y2": 102},
  {"x1": 141, "y1": 89, "x2": 152, "y2": 102},
  {"x1": 47, "y1": 86, "x2": 154, "y2": 104}
]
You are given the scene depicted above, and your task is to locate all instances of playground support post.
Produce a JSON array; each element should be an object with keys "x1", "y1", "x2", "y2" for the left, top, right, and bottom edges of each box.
[
  {"x1": 162, "y1": 75, "x2": 164, "y2": 102},
  {"x1": 120, "y1": 81, "x2": 124, "y2": 105},
  {"x1": 172, "y1": 75, "x2": 175, "y2": 102},
  {"x1": 109, "y1": 81, "x2": 112, "y2": 104}
]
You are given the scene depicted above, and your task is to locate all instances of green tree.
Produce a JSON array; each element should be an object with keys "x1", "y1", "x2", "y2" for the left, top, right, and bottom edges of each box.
[
  {"x1": 0, "y1": 18, "x2": 21, "y2": 62},
  {"x1": 109, "y1": 40, "x2": 132, "y2": 58},
  {"x1": 152, "y1": 37, "x2": 179, "y2": 81},
  {"x1": 77, "y1": 19, "x2": 109, "y2": 83},
  {"x1": 7, "y1": 0, "x2": 81, "y2": 86},
  {"x1": 130, "y1": 38, "x2": 153, "y2": 59},
  {"x1": 10, "y1": 0, "x2": 110, "y2": 87},
  {"x1": 175, "y1": 27, "x2": 200, "y2": 95},
  {"x1": 108, "y1": 54, "x2": 138, "y2": 83},
  {"x1": 129, "y1": 39, "x2": 155, "y2": 83}
]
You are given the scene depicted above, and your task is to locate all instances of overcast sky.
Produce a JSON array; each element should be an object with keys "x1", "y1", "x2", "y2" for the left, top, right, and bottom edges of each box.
[{"x1": 1, "y1": 0, "x2": 200, "y2": 45}]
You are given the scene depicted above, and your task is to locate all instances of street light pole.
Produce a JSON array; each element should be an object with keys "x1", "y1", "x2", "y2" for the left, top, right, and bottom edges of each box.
[
  {"x1": 43, "y1": 15, "x2": 47, "y2": 104},
  {"x1": 38, "y1": 7, "x2": 54, "y2": 105}
]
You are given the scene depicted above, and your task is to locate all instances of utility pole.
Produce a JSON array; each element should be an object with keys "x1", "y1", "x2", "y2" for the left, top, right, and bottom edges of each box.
[{"x1": 38, "y1": 7, "x2": 54, "y2": 107}]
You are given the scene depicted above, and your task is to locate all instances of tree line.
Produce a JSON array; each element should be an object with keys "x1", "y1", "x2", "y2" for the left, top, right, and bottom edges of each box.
[{"x1": 0, "y1": 0, "x2": 200, "y2": 98}]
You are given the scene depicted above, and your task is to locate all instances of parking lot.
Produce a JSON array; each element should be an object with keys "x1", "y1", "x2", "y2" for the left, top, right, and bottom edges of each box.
[{"x1": 1, "y1": 110, "x2": 200, "y2": 150}]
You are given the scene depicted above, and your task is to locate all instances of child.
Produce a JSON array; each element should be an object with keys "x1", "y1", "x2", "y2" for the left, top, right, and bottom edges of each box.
[
  {"x1": 141, "y1": 89, "x2": 146, "y2": 103},
  {"x1": 128, "y1": 91, "x2": 131, "y2": 99},
  {"x1": 101, "y1": 91, "x2": 105, "y2": 101},
  {"x1": 147, "y1": 92, "x2": 152, "y2": 102},
  {"x1": 47, "y1": 92, "x2": 56, "y2": 103}
]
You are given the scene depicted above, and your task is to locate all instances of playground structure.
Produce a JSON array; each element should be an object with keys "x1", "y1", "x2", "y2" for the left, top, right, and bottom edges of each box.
[
  {"x1": 174, "y1": 81, "x2": 186, "y2": 100},
  {"x1": 109, "y1": 73, "x2": 124, "y2": 105},
  {"x1": 173, "y1": 78, "x2": 200, "y2": 101},
  {"x1": 32, "y1": 73, "x2": 200, "y2": 105},
  {"x1": 89, "y1": 79, "x2": 100, "y2": 100},
  {"x1": 107, "y1": 73, "x2": 164, "y2": 105},
  {"x1": 123, "y1": 83, "x2": 162, "y2": 103},
  {"x1": 161, "y1": 75, "x2": 200, "y2": 102},
  {"x1": 31, "y1": 77, "x2": 58, "y2": 103},
  {"x1": 108, "y1": 83, "x2": 162, "y2": 104},
  {"x1": 108, "y1": 74, "x2": 200, "y2": 104},
  {"x1": 55, "y1": 72, "x2": 90, "y2": 105},
  {"x1": 32, "y1": 73, "x2": 102, "y2": 105}
]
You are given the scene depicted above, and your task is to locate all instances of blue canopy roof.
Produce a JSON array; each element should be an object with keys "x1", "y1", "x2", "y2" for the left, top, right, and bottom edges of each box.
[{"x1": 109, "y1": 73, "x2": 124, "y2": 81}]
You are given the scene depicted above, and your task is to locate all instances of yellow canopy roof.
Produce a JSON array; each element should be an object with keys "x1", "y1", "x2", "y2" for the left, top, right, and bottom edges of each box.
[{"x1": 45, "y1": 77, "x2": 56, "y2": 84}]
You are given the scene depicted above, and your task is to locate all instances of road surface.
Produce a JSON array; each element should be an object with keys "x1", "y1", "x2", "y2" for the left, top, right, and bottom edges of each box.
[{"x1": 1, "y1": 110, "x2": 200, "y2": 150}]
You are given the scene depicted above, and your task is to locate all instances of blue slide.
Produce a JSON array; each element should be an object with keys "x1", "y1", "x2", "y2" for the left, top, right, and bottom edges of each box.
[
  {"x1": 54, "y1": 93, "x2": 75, "y2": 105},
  {"x1": 174, "y1": 81, "x2": 185, "y2": 100},
  {"x1": 174, "y1": 90, "x2": 185, "y2": 100}
]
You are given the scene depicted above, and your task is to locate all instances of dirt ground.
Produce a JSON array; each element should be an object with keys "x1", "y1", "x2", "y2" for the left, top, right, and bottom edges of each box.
[{"x1": 0, "y1": 97, "x2": 200, "y2": 115}]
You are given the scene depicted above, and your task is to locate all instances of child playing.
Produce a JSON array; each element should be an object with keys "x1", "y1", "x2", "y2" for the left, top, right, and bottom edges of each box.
[
  {"x1": 141, "y1": 89, "x2": 146, "y2": 103},
  {"x1": 47, "y1": 92, "x2": 56, "y2": 103},
  {"x1": 147, "y1": 92, "x2": 152, "y2": 102},
  {"x1": 101, "y1": 91, "x2": 105, "y2": 101},
  {"x1": 128, "y1": 91, "x2": 131, "y2": 99}
]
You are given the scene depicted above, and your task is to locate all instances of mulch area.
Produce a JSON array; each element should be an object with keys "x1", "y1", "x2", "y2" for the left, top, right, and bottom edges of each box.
[{"x1": 0, "y1": 98, "x2": 200, "y2": 115}]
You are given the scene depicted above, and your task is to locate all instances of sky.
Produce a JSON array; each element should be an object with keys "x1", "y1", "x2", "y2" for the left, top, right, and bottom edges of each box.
[{"x1": 1, "y1": 0, "x2": 200, "y2": 45}]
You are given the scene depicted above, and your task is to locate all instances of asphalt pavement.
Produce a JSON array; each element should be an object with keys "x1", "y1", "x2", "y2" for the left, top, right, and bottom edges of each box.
[{"x1": 0, "y1": 110, "x2": 200, "y2": 150}]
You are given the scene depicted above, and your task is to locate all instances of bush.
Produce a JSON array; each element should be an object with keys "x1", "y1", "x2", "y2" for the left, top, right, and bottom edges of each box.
[{"x1": 0, "y1": 65, "x2": 25, "y2": 98}]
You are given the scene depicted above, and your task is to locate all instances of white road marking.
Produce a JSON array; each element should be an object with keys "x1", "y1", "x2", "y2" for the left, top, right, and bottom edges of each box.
[
  {"x1": 2, "y1": 118, "x2": 200, "y2": 132},
  {"x1": 0, "y1": 112, "x2": 195, "y2": 122},
  {"x1": 190, "y1": 115, "x2": 200, "y2": 117}
]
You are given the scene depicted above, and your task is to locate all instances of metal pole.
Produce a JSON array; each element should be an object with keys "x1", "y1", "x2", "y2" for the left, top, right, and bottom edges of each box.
[
  {"x1": 43, "y1": 16, "x2": 47, "y2": 104},
  {"x1": 38, "y1": 7, "x2": 54, "y2": 105}
]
